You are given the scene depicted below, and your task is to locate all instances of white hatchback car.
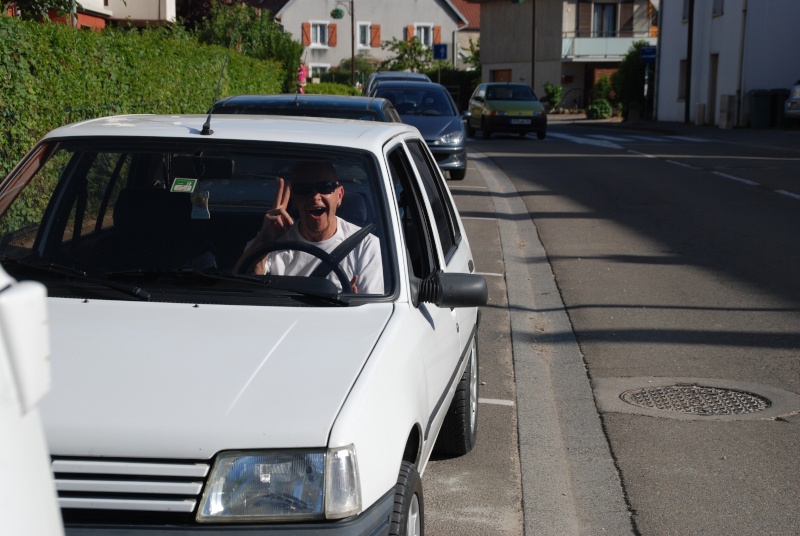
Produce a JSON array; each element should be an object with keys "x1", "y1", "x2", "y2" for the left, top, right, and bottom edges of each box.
[{"x1": 0, "y1": 114, "x2": 486, "y2": 535}]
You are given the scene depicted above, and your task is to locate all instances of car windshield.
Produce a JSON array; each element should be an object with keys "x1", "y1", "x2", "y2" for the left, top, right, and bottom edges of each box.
[
  {"x1": 0, "y1": 139, "x2": 392, "y2": 305},
  {"x1": 486, "y1": 85, "x2": 537, "y2": 102},
  {"x1": 375, "y1": 87, "x2": 455, "y2": 116}
]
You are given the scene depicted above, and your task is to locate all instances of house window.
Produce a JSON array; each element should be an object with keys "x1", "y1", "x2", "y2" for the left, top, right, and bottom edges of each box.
[
  {"x1": 593, "y1": 4, "x2": 617, "y2": 37},
  {"x1": 415, "y1": 24, "x2": 433, "y2": 47},
  {"x1": 311, "y1": 22, "x2": 328, "y2": 46},
  {"x1": 712, "y1": 0, "x2": 724, "y2": 16},
  {"x1": 309, "y1": 64, "x2": 330, "y2": 80},
  {"x1": 358, "y1": 22, "x2": 370, "y2": 48},
  {"x1": 678, "y1": 59, "x2": 687, "y2": 100}
]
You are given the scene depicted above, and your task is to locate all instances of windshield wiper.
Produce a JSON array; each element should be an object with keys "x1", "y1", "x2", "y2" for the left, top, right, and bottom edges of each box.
[
  {"x1": 2, "y1": 259, "x2": 151, "y2": 301},
  {"x1": 108, "y1": 268, "x2": 351, "y2": 306}
]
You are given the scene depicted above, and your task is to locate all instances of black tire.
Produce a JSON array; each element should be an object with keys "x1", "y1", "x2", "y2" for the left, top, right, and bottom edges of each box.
[
  {"x1": 449, "y1": 168, "x2": 466, "y2": 181},
  {"x1": 389, "y1": 461, "x2": 424, "y2": 536},
  {"x1": 537, "y1": 130, "x2": 546, "y2": 140},
  {"x1": 433, "y1": 336, "x2": 478, "y2": 456},
  {"x1": 481, "y1": 118, "x2": 492, "y2": 139},
  {"x1": 466, "y1": 120, "x2": 476, "y2": 138}
]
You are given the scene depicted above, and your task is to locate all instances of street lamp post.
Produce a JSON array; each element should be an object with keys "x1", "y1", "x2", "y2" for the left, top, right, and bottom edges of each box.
[{"x1": 331, "y1": 1, "x2": 355, "y2": 87}]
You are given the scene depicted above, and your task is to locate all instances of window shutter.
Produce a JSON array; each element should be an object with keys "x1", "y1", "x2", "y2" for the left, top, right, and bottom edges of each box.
[
  {"x1": 328, "y1": 23, "x2": 337, "y2": 46},
  {"x1": 620, "y1": 0, "x2": 634, "y2": 37},
  {"x1": 406, "y1": 25, "x2": 414, "y2": 44},
  {"x1": 301, "y1": 22, "x2": 311, "y2": 46},
  {"x1": 433, "y1": 25, "x2": 442, "y2": 45},
  {"x1": 577, "y1": 0, "x2": 591, "y2": 37},
  {"x1": 370, "y1": 24, "x2": 381, "y2": 47}
]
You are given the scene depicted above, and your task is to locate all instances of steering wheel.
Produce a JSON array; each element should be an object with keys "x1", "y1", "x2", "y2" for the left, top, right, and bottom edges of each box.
[
  {"x1": 235, "y1": 224, "x2": 375, "y2": 292},
  {"x1": 236, "y1": 240, "x2": 352, "y2": 291}
]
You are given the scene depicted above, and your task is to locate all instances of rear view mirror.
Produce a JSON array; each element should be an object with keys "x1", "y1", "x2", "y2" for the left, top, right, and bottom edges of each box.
[{"x1": 171, "y1": 155, "x2": 234, "y2": 181}]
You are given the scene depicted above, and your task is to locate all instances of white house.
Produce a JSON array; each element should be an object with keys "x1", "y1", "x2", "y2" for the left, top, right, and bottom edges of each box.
[
  {"x1": 655, "y1": 0, "x2": 800, "y2": 127},
  {"x1": 258, "y1": 0, "x2": 467, "y2": 83}
]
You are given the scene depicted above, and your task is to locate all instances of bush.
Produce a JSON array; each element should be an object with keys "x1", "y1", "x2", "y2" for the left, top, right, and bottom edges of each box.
[
  {"x1": 303, "y1": 83, "x2": 361, "y2": 96},
  {"x1": 0, "y1": 16, "x2": 284, "y2": 179},
  {"x1": 586, "y1": 99, "x2": 613, "y2": 119},
  {"x1": 543, "y1": 81, "x2": 562, "y2": 112}
]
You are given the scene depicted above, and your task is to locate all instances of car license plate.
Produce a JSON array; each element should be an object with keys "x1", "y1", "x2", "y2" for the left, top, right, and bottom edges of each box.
[{"x1": 510, "y1": 118, "x2": 531, "y2": 125}]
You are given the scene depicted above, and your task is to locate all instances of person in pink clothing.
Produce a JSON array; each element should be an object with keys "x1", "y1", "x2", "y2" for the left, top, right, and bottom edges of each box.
[{"x1": 297, "y1": 63, "x2": 308, "y2": 94}]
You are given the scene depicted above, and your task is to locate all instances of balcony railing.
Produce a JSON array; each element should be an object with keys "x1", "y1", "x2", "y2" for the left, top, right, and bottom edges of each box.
[{"x1": 562, "y1": 31, "x2": 657, "y2": 60}]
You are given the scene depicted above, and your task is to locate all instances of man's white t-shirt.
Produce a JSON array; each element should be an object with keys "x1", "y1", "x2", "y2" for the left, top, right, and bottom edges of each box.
[{"x1": 261, "y1": 218, "x2": 383, "y2": 294}]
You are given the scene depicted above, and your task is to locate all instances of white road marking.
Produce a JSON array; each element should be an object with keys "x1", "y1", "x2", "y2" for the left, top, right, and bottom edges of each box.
[
  {"x1": 477, "y1": 272, "x2": 505, "y2": 278},
  {"x1": 586, "y1": 134, "x2": 631, "y2": 142},
  {"x1": 712, "y1": 171, "x2": 759, "y2": 186},
  {"x1": 776, "y1": 190, "x2": 800, "y2": 201},
  {"x1": 626, "y1": 134, "x2": 666, "y2": 142},
  {"x1": 665, "y1": 135, "x2": 711, "y2": 142},
  {"x1": 547, "y1": 132, "x2": 622, "y2": 149},
  {"x1": 479, "y1": 398, "x2": 515, "y2": 406},
  {"x1": 665, "y1": 159, "x2": 701, "y2": 169}
]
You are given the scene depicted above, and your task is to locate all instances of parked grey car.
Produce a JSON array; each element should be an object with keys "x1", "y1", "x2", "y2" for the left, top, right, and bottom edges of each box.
[
  {"x1": 210, "y1": 94, "x2": 401, "y2": 123},
  {"x1": 364, "y1": 71, "x2": 431, "y2": 97},
  {"x1": 370, "y1": 81, "x2": 467, "y2": 180}
]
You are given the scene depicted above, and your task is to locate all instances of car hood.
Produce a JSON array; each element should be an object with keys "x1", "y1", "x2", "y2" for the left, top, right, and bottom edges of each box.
[
  {"x1": 41, "y1": 298, "x2": 393, "y2": 460},
  {"x1": 400, "y1": 115, "x2": 464, "y2": 141}
]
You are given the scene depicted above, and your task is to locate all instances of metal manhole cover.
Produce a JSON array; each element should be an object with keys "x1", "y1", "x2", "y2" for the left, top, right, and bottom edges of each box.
[{"x1": 620, "y1": 384, "x2": 771, "y2": 416}]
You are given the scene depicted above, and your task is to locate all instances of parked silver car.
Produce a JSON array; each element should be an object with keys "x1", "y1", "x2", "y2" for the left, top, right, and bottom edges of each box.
[{"x1": 370, "y1": 81, "x2": 467, "y2": 180}]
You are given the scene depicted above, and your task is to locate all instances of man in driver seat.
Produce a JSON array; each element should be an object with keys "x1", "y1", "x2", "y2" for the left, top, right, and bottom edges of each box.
[{"x1": 234, "y1": 161, "x2": 383, "y2": 294}]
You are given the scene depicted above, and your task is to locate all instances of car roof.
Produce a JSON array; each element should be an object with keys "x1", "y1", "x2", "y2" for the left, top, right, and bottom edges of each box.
[
  {"x1": 43, "y1": 114, "x2": 418, "y2": 151},
  {"x1": 372, "y1": 81, "x2": 448, "y2": 91},
  {"x1": 211, "y1": 94, "x2": 391, "y2": 112},
  {"x1": 484, "y1": 82, "x2": 531, "y2": 88},
  {"x1": 369, "y1": 72, "x2": 431, "y2": 81}
]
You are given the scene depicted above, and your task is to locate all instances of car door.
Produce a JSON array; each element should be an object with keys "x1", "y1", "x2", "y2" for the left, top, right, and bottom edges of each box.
[
  {"x1": 403, "y1": 139, "x2": 479, "y2": 351},
  {"x1": 385, "y1": 142, "x2": 461, "y2": 445},
  {"x1": 468, "y1": 84, "x2": 487, "y2": 129}
]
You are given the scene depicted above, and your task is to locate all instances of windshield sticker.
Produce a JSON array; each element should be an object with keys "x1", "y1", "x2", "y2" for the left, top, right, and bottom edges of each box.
[{"x1": 171, "y1": 178, "x2": 197, "y2": 193}]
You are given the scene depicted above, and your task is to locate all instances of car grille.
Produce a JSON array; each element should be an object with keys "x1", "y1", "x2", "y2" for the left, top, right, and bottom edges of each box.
[{"x1": 52, "y1": 458, "x2": 210, "y2": 516}]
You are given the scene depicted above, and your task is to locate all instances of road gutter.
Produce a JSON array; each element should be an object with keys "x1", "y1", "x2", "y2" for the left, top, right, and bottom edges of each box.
[{"x1": 471, "y1": 153, "x2": 634, "y2": 535}]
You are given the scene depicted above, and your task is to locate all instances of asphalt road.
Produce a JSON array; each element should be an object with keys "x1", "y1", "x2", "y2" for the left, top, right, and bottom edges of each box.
[{"x1": 426, "y1": 118, "x2": 800, "y2": 535}]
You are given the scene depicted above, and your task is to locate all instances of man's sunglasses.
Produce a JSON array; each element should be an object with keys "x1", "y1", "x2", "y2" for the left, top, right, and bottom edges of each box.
[{"x1": 291, "y1": 181, "x2": 340, "y2": 196}]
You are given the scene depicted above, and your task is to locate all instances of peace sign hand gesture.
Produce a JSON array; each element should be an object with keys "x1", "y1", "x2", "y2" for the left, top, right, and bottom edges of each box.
[{"x1": 233, "y1": 178, "x2": 294, "y2": 274}]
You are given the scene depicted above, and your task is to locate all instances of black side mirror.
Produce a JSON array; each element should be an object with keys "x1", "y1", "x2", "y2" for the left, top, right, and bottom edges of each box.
[{"x1": 411, "y1": 271, "x2": 488, "y2": 308}]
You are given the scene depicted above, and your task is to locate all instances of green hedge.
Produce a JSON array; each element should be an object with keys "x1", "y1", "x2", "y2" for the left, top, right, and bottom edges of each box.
[
  {"x1": 304, "y1": 82, "x2": 361, "y2": 96},
  {"x1": 0, "y1": 16, "x2": 284, "y2": 179}
]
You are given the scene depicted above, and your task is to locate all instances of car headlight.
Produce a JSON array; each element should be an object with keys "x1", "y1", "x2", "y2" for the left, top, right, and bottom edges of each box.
[
  {"x1": 435, "y1": 130, "x2": 463, "y2": 145},
  {"x1": 197, "y1": 446, "x2": 361, "y2": 523},
  {"x1": 490, "y1": 110, "x2": 507, "y2": 116},
  {"x1": 533, "y1": 111, "x2": 544, "y2": 117}
]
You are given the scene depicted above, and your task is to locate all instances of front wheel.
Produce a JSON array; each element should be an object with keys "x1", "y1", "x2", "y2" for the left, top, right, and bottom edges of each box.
[
  {"x1": 537, "y1": 130, "x2": 547, "y2": 140},
  {"x1": 433, "y1": 335, "x2": 478, "y2": 456},
  {"x1": 481, "y1": 118, "x2": 492, "y2": 139},
  {"x1": 449, "y1": 168, "x2": 466, "y2": 181},
  {"x1": 466, "y1": 120, "x2": 476, "y2": 138},
  {"x1": 389, "y1": 461, "x2": 424, "y2": 536}
]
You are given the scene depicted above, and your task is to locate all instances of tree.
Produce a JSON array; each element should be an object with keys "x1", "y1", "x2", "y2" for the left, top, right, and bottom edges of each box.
[
  {"x1": 175, "y1": 0, "x2": 214, "y2": 30},
  {"x1": 2, "y1": 0, "x2": 73, "y2": 20},
  {"x1": 463, "y1": 38, "x2": 480, "y2": 72},
  {"x1": 612, "y1": 40, "x2": 653, "y2": 120},
  {"x1": 380, "y1": 37, "x2": 432, "y2": 72},
  {"x1": 197, "y1": 3, "x2": 303, "y2": 92}
]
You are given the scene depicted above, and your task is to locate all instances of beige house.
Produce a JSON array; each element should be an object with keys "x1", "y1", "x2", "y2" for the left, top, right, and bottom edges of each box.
[{"x1": 468, "y1": 0, "x2": 657, "y2": 107}]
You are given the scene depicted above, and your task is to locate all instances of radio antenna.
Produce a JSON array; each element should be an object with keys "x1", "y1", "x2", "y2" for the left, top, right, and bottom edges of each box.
[{"x1": 201, "y1": 16, "x2": 240, "y2": 136}]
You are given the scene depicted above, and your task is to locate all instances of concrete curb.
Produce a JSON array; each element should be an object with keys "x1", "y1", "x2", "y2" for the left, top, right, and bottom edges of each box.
[{"x1": 470, "y1": 152, "x2": 634, "y2": 535}]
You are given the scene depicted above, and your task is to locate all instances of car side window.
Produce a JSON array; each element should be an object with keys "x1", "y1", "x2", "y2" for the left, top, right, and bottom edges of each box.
[
  {"x1": 405, "y1": 140, "x2": 461, "y2": 261},
  {"x1": 386, "y1": 146, "x2": 436, "y2": 280}
]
